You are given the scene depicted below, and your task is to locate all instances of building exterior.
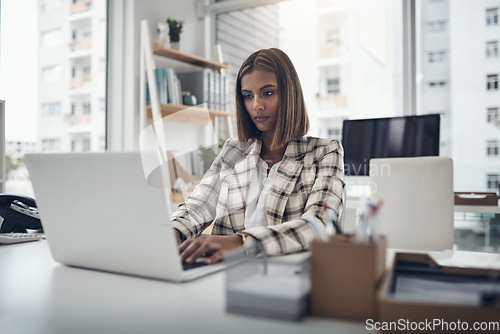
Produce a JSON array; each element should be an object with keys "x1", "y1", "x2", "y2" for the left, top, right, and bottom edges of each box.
[
  {"x1": 5, "y1": 140, "x2": 36, "y2": 162},
  {"x1": 311, "y1": 0, "x2": 404, "y2": 140},
  {"x1": 37, "y1": 0, "x2": 106, "y2": 153},
  {"x1": 419, "y1": 0, "x2": 500, "y2": 192}
]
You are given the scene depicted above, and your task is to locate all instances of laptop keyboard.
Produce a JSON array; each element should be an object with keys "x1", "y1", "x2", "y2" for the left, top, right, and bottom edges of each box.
[{"x1": 182, "y1": 260, "x2": 209, "y2": 271}]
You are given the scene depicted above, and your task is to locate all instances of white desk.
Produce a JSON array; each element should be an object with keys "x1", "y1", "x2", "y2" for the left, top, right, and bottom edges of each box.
[{"x1": 0, "y1": 241, "x2": 371, "y2": 334}]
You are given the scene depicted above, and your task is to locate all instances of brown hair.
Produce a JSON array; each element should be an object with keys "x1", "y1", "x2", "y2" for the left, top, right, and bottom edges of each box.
[{"x1": 235, "y1": 48, "x2": 309, "y2": 149}]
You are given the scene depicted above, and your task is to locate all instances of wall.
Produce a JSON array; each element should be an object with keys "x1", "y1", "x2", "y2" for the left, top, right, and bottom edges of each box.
[{"x1": 108, "y1": 0, "x2": 207, "y2": 151}]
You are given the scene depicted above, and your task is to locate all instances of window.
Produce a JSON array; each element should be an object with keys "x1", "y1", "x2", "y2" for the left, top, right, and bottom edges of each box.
[
  {"x1": 487, "y1": 140, "x2": 499, "y2": 157},
  {"x1": 99, "y1": 98, "x2": 106, "y2": 113},
  {"x1": 82, "y1": 137, "x2": 91, "y2": 152},
  {"x1": 428, "y1": 50, "x2": 446, "y2": 63},
  {"x1": 487, "y1": 74, "x2": 499, "y2": 91},
  {"x1": 426, "y1": 20, "x2": 447, "y2": 32},
  {"x1": 100, "y1": 58, "x2": 106, "y2": 73},
  {"x1": 486, "y1": 41, "x2": 498, "y2": 58},
  {"x1": 41, "y1": 139, "x2": 61, "y2": 152},
  {"x1": 487, "y1": 174, "x2": 500, "y2": 190},
  {"x1": 41, "y1": 102, "x2": 61, "y2": 117},
  {"x1": 99, "y1": 136, "x2": 106, "y2": 151},
  {"x1": 428, "y1": 80, "x2": 447, "y2": 88},
  {"x1": 327, "y1": 128, "x2": 341, "y2": 139},
  {"x1": 486, "y1": 8, "x2": 498, "y2": 26},
  {"x1": 1, "y1": 0, "x2": 107, "y2": 197},
  {"x1": 488, "y1": 107, "x2": 499, "y2": 123},
  {"x1": 327, "y1": 78, "x2": 340, "y2": 94},
  {"x1": 41, "y1": 0, "x2": 63, "y2": 12},
  {"x1": 42, "y1": 65, "x2": 62, "y2": 83},
  {"x1": 83, "y1": 103, "x2": 91, "y2": 114},
  {"x1": 41, "y1": 29, "x2": 62, "y2": 48}
]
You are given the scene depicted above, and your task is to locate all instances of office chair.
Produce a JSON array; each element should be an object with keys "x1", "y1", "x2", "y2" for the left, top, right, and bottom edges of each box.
[{"x1": 369, "y1": 157, "x2": 454, "y2": 251}]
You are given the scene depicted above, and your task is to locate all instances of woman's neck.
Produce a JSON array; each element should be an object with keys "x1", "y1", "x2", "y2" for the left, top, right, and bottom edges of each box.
[{"x1": 260, "y1": 133, "x2": 287, "y2": 169}]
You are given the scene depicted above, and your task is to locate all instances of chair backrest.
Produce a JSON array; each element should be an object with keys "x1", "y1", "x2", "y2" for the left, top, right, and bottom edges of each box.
[{"x1": 369, "y1": 157, "x2": 454, "y2": 251}]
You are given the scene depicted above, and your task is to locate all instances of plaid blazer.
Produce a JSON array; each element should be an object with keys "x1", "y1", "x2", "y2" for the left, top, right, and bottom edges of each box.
[{"x1": 171, "y1": 136, "x2": 345, "y2": 256}]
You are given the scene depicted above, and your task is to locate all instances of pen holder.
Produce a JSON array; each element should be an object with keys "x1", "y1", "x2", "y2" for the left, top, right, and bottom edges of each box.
[{"x1": 310, "y1": 234, "x2": 386, "y2": 322}]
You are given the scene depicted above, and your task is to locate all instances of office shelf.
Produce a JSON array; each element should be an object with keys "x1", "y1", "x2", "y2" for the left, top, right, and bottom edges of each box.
[
  {"x1": 152, "y1": 43, "x2": 229, "y2": 71},
  {"x1": 146, "y1": 104, "x2": 234, "y2": 125}
]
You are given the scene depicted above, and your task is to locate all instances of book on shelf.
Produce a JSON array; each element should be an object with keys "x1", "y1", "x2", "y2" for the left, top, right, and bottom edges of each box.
[
  {"x1": 146, "y1": 68, "x2": 168, "y2": 105},
  {"x1": 177, "y1": 70, "x2": 229, "y2": 111},
  {"x1": 147, "y1": 67, "x2": 230, "y2": 112}
]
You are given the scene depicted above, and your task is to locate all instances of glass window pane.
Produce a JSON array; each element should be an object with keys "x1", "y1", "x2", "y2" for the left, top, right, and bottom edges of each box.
[
  {"x1": 417, "y1": 0, "x2": 500, "y2": 194},
  {"x1": 0, "y1": 0, "x2": 107, "y2": 197},
  {"x1": 217, "y1": 0, "x2": 403, "y2": 141}
]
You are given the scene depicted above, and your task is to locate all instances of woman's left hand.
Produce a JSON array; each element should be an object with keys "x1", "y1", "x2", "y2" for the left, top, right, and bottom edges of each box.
[{"x1": 178, "y1": 235, "x2": 243, "y2": 264}]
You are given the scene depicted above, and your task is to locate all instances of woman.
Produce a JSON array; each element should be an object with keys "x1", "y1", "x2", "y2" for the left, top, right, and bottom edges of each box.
[{"x1": 171, "y1": 48, "x2": 345, "y2": 264}]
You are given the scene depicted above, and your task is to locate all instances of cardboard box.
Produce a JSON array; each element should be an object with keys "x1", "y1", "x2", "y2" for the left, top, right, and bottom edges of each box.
[
  {"x1": 310, "y1": 235, "x2": 386, "y2": 322},
  {"x1": 378, "y1": 252, "x2": 500, "y2": 333}
]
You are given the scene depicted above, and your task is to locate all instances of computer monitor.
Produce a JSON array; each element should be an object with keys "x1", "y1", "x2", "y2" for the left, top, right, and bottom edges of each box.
[{"x1": 342, "y1": 114, "x2": 440, "y2": 176}]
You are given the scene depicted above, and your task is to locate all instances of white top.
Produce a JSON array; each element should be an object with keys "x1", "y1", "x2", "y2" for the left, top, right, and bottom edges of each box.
[{"x1": 244, "y1": 157, "x2": 281, "y2": 229}]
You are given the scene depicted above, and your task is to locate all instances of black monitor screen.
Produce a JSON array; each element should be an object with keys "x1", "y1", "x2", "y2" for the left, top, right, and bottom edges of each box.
[{"x1": 342, "y1": 114, "x2": 440, "y2": 176}]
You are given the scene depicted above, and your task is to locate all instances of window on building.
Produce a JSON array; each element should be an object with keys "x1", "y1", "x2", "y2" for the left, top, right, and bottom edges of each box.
[
  {"x1": 99, "y1": 98, "x2": 106, "y2": 113},
  {"x1": 42, "y1": 138, "x2": 61, "y2": 152},
  {"x1": 41, "y1": 0, "x2": 63, "y2": 12},
  {"x1": 488, "y1": 107, "x2": 499, "y2": 123},
  {"x1": 99, "y1": 136, "x2": 106, "y2": 151},
  {"x1": 428, "y1": 80, "x2": 447, "y2": 88},
  {"x1": 428, "y1": 50, "x2": 446, "y2": 63},
  {"x1": 41, "y1": 102, "x2": 61, "y2": 117},
  {"x1": 326, "y1": 78, "x2": 340, "y2": 94},
  {"x1": 487, "y1": 174, "x2": 500, "y2": 190},
  {"x1": 426, "y1": 20, "x2": 447, "y2": 32},
  {"x1": 486, "y1": 41, "x2": 499, "y2": 58},
  {"x1": 327, "y1": 128, "x2": 341, "y2": 139},
  {"x1": 41, "y1": 65, "x2": 62, "y2": 83},
  {"x1": 487, "y1": 74, "x2": 499, "y2": 91},
  {"x1": 487, "y1": 140, "x2": 499, "y2": 157},
  {"x1": 100, "y1": 58, "x2": 106, "y2": 73},
  {"x1": 486, "y1": 7, "x2": 498, "y2": 26},
  {"x1": 83, "y1": 103, "x2": 91, "y2": 114},
  {"x1": 41, "y1": 29, "x2": 62, "y2": 48},
  {"x1": 82, "y1": 137, "x2": 91, "y2": 152}
]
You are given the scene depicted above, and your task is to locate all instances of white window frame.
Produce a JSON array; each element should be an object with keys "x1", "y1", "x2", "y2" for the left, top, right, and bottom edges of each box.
[
  {"x1": 41, "y1": 102, "x2": 62, "y2": 117},
  {"x1": 42, "y1": 64, "x2": 62, "y2": 84},
  {"x1": 488, "y1": 107, "x2": 499, "y2": 123},
  {"x1": 487, "y1": 140, "x2": 499, "y2": 157},
  {"x1": 487, "y1": 74, "x2": 499, "y2": 91},
  {"x1": 41, "y1": 29, "x2": 63, "y2": 48},
  {"x1": 486, "y1": 7, "x2": 498, "y2": 26},
  {"x1": 487, "y1": 173, "x2": 500, "y2": 190},
  {"x1": 486, "y1": 40, "x2": 498, "y2": 58}
]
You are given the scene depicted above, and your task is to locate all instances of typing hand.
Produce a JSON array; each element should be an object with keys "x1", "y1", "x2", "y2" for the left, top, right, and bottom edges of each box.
[{"x1": 179, "y1": 235, "x2": 243, "y2": 265}]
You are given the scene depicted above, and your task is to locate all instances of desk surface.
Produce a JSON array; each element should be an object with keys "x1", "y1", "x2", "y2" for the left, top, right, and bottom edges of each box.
[{"x1": 0, "y1": 241, "x2": 370, "y2": 334}]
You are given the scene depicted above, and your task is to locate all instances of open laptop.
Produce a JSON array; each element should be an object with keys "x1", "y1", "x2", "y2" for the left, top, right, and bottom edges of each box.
[{"x1": 25, "y1": 152, "x2": 225, "y2": 282}]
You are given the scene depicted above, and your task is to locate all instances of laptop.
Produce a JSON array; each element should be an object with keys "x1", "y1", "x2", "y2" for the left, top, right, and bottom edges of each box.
[{"x1": 25, "y1": 152, "x2": 226, "y2": 282}]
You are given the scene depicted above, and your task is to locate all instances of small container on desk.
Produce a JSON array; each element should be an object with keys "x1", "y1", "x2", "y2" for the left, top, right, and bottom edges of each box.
[
  {"x1": 310, "y1": 234, "x2": 387, "y2": 322},
  {"x1": 225, "y1": 244, "x2": 310, "y2": 321}
]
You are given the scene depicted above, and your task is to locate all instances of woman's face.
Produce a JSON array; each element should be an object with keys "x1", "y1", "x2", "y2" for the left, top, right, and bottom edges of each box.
[{"x1": 240, "y1": 69, "x2": 279, "y2": 135}]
